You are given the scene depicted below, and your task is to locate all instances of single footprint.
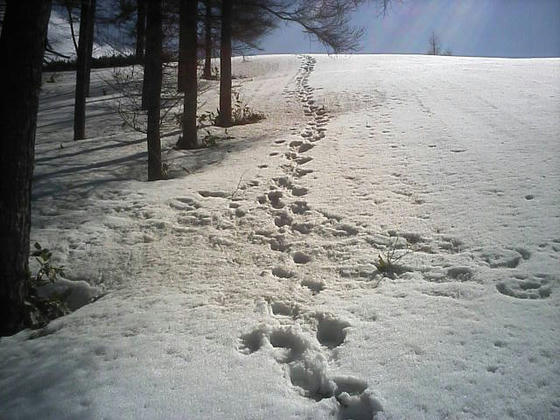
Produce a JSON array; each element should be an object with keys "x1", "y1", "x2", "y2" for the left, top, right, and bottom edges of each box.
[
  {"x1": 272, "y1": 266, "x2": 296, "y2": 279},
  {"x1": 447, "y1": 266, "x2": 474, "y2": 282},
  {"x1": 291, "y1": 201, "x2": 310, "y2": 215},
  {"x1": 274, "y1": 176, "x2": 293, "y2": 189},
  {"x1": 314, "y1": 313, "x2": 351, "y2": 349},
  {"x1": 314, "y1": 133, "x2": 326, "y2": 142},
  {"x1": 293, "y1": 251, "x2": 311, "y2": 264},
  {"x1": 480, "y1": 248, "x2": 522, "y2": 268},
  {"x1": 292, "y1": 222, "x2": 314, "y2": 235},
  {"x1": 336, "y1": 390, "x2": 384, "y2": 420},
  {"x1": 270, "y1": 235, "x2": 291, "y2": 252},
  {"x1": 291, "y1": 186, "x2": 309, "y2": 197},
  {"x1": 334, "y1": 224, "x2": 360, "y2": 236},
  {"x1": 270, "y1": 301, "x2": 301, "y2": 318},
  {"x1": 296, "y1": 156, "x2": 313, "y2": 165},
  {"x1": 169, "y1": 197, "x2": 201, "y2": 211},
  {"x1": 269, "y1": 328, "x2": 308, "y2": 363},
  {"x1": 268, "y1": 190, "x2": 286, "y2": 209},
  {"x1": 301, "y1": 279, "x2": 325, "y2": 295},
  {"x1": 198, "y1": 190, "x2": 229, "y2": 198},
  {"x1": 239, "y1": 328, "x2": 266, "y2": 355},
  {"x1": 295, "y1": 168, "x2": 314, "y2": 177},
  {"x1": 275, "y1": 211, "x2": 293, "y2": 228},
  {"x1": 496, "y1": 276, "x2": 552, "y2": 299}
]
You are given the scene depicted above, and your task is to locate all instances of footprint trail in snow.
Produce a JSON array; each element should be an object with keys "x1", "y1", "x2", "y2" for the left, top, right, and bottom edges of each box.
[{"x1": 240, "y1": 56, "x2": 383, "y2": 419}]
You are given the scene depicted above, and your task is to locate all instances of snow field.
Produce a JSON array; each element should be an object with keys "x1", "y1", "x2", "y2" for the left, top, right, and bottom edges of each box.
[{"x1": 0, "y1": 54, "x2": 559, "y2": 419}]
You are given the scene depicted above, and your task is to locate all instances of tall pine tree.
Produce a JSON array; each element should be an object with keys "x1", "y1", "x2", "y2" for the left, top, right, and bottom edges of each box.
[
  {"x1": 0, "y1": 0, "x2": 52, "y2": 336},
  {"x1": 73, "y1": 0, "x2": 96, "y2": 140},
  {"x1": 145, "y1": 0, "x2": 164, "y2": 180}
]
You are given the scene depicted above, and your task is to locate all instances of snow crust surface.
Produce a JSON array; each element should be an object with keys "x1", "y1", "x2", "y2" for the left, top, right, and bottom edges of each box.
[{"x1": 1, "y1": 54, "x2": 559, "y2": 419}]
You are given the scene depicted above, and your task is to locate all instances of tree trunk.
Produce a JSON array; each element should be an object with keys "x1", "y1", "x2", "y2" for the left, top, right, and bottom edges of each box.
[
  {"x1": 140, "y1": 0, "x2": 149, "y2": 110},
  {"x1": 218, "y1": 0, "x2": 232, "y2": 127},
  {"x1": 177, "y1": 0, "x2": 187, "y2": 92},
  {"x1": 202, "y1": 0, "x2": 212, "y2": 80},
  {"x1": 177, "y1": 0, "x2": 198, "y2": 149},
  {"x1": 0, "y1": 0, "x2": 52, "y2": 336},
  {"x1": 136, "y1": 0, "x2": 146, "y2": 62},
  {"x1": 141, "y1": 55, "x2": 150, "y2": 110},
  {"x1": 84, "y1": 0, "x2": 96, "y2": 97},
  {"x1": 145, "y1": 0, "x2": 163, "y2": 181},
  {"x1": 73, "y1": 0, "x2": 93, "y2": 140}
]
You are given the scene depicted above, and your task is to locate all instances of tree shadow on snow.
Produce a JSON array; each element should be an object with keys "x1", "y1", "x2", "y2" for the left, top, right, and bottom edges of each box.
[{"x1": 31, "y1": 131, "x2": 261, "y2": 202}]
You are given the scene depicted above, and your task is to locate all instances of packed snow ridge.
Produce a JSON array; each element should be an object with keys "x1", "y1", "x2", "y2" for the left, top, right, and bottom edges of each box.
[{"x1": 1, "y1": 54, "x2": 559, "y2": 419}]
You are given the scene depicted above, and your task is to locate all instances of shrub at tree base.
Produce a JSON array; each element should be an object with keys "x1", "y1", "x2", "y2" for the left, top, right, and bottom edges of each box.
[{"x1": 24, "y1": 243, "x2": 101, "y2": 329}]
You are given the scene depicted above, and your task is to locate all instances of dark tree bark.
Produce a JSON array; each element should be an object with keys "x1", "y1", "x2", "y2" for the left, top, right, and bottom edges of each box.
[
  {"x1": 177, "y1": 0, "x2": 187, "y2": 93},
  {"x1": 176, "y1": 0, "x2": 198, "y2": 149},
  {"x1": 145, "y1": 0, "x2": 163, "y2": 180},
  {"x1": 136, "y1": 0, "x2": 146, "y2": 62},
  {"x1": 73, "y1": 0, "x2": 94, "y2": 140},
  {"x1": 140, "y1": 0, "x2": 149, "y2": 110},
  {"x1": 84, "y1": 0, "x2": 96, "y2": 97},
  {"x1": 202, "y1": 0, "x2": 213, "y2": 80},
  {"x1": 0, "y1": 0, "x2": 52, "y2": 336},
  {"x1": 217, "y1": 0, "x2": 232, "y2": 127},
  {"x1": 141, "y1": 56, "x2": 150, "y2": 110}
]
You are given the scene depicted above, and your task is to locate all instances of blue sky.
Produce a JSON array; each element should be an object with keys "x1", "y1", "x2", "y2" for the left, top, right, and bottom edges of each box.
[{"x1": 259, "y1": 0, "x2": 560, "y2": 57}]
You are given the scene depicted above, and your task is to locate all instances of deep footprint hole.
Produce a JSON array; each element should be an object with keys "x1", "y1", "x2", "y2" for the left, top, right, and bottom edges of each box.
[
  {"x1": 333, "y1": 376, "x2": 368, "y2": 396},
  {"x1": 293, "y1": 251, "x2": 311, "y2": 264},
  {"x1": 239, "y1": 329, "x2": 264, "y2": 354},
  {"x1": 337, "y1": 392, "x2": 383, "y2": 420},
  {"x1": 271, "y1": 301, "x2": 299, "y2": 317},
  {"x1": 291, "y1": 187, "x2": 309, "y2": 197},
  {"x1": 272, "y1": 267, "x2": 296, "y2": 279},
  {"x1": 269, "y1": 329, "x2": 307, "y2": 362},
  {"x1": 317, "y1": 317, "x2": 351, "y2": 348},
  {"x1": 287, "y1": 359, "x2": 336, "y2": 402},
  {"x1": 291, "y1": 201, "x2": 310, "y2": 215},
  {"x1": 301, "y1": 279, "x2": 324, "y2": 294}
]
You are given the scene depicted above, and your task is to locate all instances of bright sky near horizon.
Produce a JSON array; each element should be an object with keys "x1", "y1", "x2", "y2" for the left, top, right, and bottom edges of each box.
[{"x1": 260, "y1": 0, "x2": 560, "y2": 57}]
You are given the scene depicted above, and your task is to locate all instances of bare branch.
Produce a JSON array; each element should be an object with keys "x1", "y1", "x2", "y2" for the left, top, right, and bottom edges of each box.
[
  {"x1": 45, "y1": 39, "x2": 72, "y2": 59},
  {"x1": 65, "y1": 1, "x2": 79, "y2": 54}
]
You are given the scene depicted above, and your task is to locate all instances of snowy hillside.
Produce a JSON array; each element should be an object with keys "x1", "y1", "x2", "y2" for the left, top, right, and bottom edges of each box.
[
  {"x1": 0, "y1": 54, "x2": 559, "y2": 419},
  {"x1": 46, "y1": 4, "x2": 131, "y2": 61}
]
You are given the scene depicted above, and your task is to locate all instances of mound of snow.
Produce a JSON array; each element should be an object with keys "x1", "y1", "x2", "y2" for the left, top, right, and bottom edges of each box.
[{"x1": 36, "y1": 278, "x2": 101, "y2": 311}]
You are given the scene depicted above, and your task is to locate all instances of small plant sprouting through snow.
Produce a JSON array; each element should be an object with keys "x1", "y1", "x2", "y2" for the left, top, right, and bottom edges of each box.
[
  {"x1": 25, "y1": 243, "x2": 70, "y2": 329},
  {"x1": 231, "y1": 170, "x2": 249, "y2": 200},
  {"x1": 197, "y1": 110, "x2": 218, "y2": 129},
  {"x1": 374, "y1": 237, "x2": 412, "y2": 279},
  {"x1": 31, "y1": 242, "x2": 65, "y2": 286},
  {"x1": 228, "y1": 91, "x2": 266, "y2": 126}
]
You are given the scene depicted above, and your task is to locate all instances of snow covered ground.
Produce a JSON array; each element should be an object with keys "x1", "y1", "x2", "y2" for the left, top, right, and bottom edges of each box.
[{"x1": 1, "y1": 54, "x2": 559, "y2": 419}]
